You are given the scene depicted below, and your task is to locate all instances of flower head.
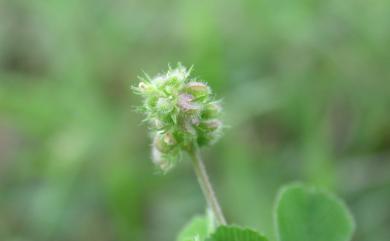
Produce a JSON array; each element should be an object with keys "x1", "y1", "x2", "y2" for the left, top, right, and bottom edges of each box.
[{"x1": 133, "y1": 64, "x2": 224, "y2": 172}]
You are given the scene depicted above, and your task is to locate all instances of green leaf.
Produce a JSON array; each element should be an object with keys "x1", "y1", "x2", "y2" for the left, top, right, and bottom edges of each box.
[
  {"x1": 275, "y1": 183, "x2": 355, "y2": 241},
  {"x1": 206, "y1": 226, "x2": 268, "y2": 241},
  {"x1": 177, "y1": 216, "x2": 210, "y2": 241}
]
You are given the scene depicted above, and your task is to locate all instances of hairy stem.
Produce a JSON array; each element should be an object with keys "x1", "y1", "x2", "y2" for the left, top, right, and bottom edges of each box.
[{"x1": 188, "y1": 144, "x2": 227, "y2": 225}]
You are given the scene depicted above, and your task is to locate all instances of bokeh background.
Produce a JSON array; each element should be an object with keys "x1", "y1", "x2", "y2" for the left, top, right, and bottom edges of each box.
[{"x1": 1, "y1": 0, "x2": 389, "y2": 240}]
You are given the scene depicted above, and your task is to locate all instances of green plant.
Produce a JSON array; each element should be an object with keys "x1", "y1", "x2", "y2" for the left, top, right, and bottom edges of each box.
[
  {"x1": 133, "y1": 64, "x2": 226, "y2": 225},
  {"x1": 133, "y1": 64, "x2": 355, "y2": 241}
]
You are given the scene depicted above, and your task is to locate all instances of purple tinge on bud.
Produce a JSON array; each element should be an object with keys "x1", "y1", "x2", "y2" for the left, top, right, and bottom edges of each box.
[
  {"x1": 178, "y1": 94, "x2": 200, "y2": 113},
  {"x1": 191, "y1": 117, "x2": 200, "y2": 126},
  {"x1": 185, "y1": 82, "x2": 210, "y2": 97}
]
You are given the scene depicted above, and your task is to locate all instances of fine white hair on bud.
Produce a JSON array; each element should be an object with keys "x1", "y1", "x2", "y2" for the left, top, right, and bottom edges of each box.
[
  {"x1": 133, "y1": 63, "x2": 224, "y2": 172},
  {"x1": 201, "y1": 119, "x2": 223, "y2": 131},
  {"x1": 156, "y1": 97, "x2": 173, "y2": 113},
  {"x1": 138, "y1": 82, "x2": 147, "y2": 90},
  {"x1": 151, "y1": 146, "x2": 171, "y2": 172}
]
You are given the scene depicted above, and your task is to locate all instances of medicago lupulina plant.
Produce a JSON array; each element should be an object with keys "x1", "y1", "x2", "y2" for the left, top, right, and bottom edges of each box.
[{"x1": 133, "y1": 64, "x2": 356, "y2": 241}]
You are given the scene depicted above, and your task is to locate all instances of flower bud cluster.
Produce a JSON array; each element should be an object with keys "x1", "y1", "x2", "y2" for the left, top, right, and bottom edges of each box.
[{"x1": 133, "y1": 64, "x2": 224, "y2": 172}]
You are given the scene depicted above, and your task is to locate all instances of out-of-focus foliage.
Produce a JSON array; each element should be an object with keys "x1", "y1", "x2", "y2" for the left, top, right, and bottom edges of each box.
[
  {"x1": 275, "y1": 183, "x2": 355, "y2": 241},
  {"x1": 206, "y1": 226, "x2": 268, "y2": 241},
  {"x1": 178, "y1": 183, "x2": 354, "y2": 241},
  {"x1": 177, "y1": 216, "x2": 211, "y2": 241},
  {"x1": 0, "y1": 0, "x2": 389, "y2": 241}
]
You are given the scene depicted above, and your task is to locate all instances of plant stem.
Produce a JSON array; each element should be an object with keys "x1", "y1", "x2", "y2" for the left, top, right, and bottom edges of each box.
[{"x1": 188, "y1": 143, "x2": 227, "y2": 226}]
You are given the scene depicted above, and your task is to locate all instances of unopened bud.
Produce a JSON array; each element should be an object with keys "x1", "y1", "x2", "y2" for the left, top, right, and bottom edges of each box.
[
  {"x1": 163, "y1": 132, "x2": 176, "y2": 145},
  {"x1": 197, "y1": 128, "x2": 223, "y2": 146},
  {"x1": 185, "y1": 82, "x2": 210, "y2": 97},
  {"x1": 178, "y1": 94, "x2": 201, "y2": 113},
  {"x1": 156, "y1": 97, "x2": 173, "y2": 113},
  {"x1": 202, "y1": 102, "x2": 222, "y2": 119},
  {"x1": 151, "y1": 118, "x2": 164, "y2": 129},
  {"x1": 191, "y1": 117, "x2": 200, "y2": 126},
  {"x1": 152, "y1": 75, "x2": 168, "y2": 86},
  {"x1": 152, "y1": 147, "x2": 171, "y2": 172},
  {"x1": 138, "y1": 82, "x2": 153, "y2": 93},
  {"x1": 201, "y1": 119, "x2": 223, "y2": 131},
  {"x1": 139, "y1": 82, "x2": 147, "y2": 89},
  {"x1": 168, "y1": 66, "x2": 189, "y2": 82},
  {"x1": 154, "y1": 132, "x2": 176, "y2": 153},
  {"x1": 182, "y1": 117, "x2": 200, "y2": 136}
]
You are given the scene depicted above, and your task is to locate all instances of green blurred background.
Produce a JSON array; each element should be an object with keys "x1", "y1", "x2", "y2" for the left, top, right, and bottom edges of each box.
[{"x1": 0, "y1": 0, "x2": 389, "y2": 240}]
